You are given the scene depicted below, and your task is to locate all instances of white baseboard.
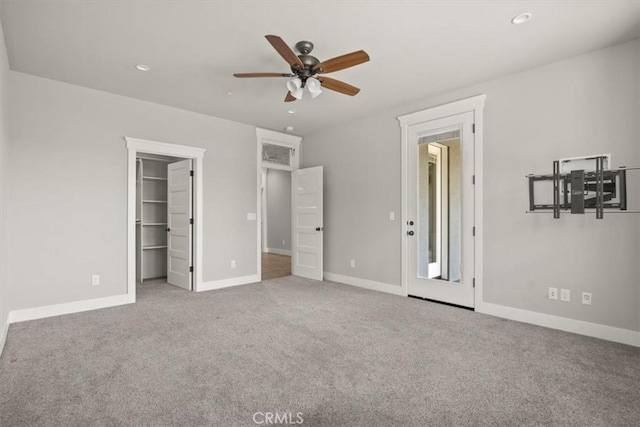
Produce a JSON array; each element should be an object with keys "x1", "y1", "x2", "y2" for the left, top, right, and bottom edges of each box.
[
  {"x1": 324, "y1": 272, "x2": 405, "y2": 297},
  {"x1": 479, "y1": 302, "x2": 640, "y2": 347},
  {"x1": 0, "y1": 318, "x2": 8, "y2": 358},
  {"x1": 197, "y1": 274, "x2": 260, "y2": 292},
  {"x1": 8, "y1": 294, "x2": 132, "y2": 324},
  {"x1": 266, "y1": 248, "x2": 292, "y2": 256}
]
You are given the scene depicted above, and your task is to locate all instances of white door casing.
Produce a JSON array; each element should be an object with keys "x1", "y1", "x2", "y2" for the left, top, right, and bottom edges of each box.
[
  {"x1": 292, "y1": 166, "x2": 324, "y2": 281},
  {"x1": 126, "y1": 137, "x2": 206, "y2": 301},
  {"x1": 255, "y1": 128, "x2": 302, "y2": 281},
  {"x1": 399, "y1": 95, "x2": 485, "y2": 310},
  {"x1": 167, "y1": 159, "x2": 193, "y2": 290}
]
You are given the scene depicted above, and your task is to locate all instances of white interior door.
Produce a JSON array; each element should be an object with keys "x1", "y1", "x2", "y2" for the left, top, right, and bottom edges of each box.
[
  {"x1": 407, "y1": 112, "x2": 475, "y2": 308},
  {"x1": 292, "y1": 166, "x2": 323, "y2": 280},
  {"x1": 167, "y1": 159, "x2": 193, "y2": 290}
]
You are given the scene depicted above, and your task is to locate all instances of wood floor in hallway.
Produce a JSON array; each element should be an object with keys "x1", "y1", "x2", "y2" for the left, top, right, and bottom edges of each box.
[{"x1": 262, "y1": 252, "x2": 291, "y2": 280}]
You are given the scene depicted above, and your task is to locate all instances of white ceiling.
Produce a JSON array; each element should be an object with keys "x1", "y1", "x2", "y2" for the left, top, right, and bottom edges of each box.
[{"x1": 1, "y1": 1, "x2": 640, "y2": 136}]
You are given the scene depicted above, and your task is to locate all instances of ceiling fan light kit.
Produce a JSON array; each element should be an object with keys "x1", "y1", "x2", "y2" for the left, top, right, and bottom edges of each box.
[{"x1": 234, "y1": 35, "x2": 369, "y2": 102}]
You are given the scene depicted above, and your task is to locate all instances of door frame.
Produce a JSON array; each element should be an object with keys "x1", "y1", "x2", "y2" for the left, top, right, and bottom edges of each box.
[
  {"x1": 255, "y1": 128, "x2": 302, "y2": 281},
  {"x1": 398, "y1": 95, "x2": 485, "y2": 311},
  {"x1": 125, "y1": 137, "x2": 206, "y2": 302}
]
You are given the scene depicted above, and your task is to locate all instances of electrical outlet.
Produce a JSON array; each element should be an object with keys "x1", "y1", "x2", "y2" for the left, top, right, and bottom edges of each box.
[
  {"x1": 548, "y1": 287, "x2": 558, "y2": 300},
  {"x1": 91, "y1": 275, "x2": 100, "y2": 286},
  {"x1": 582, "y1": 292, "x2": 592, "y2": 305},
  {"x1": 230, "y1": 260, "x2": 236, "y2": 268},
  {"x1": 560, "y1": 288, "x2": 571, "y2": 302},
  {"x1": 389, "y1": 211, "x2": 395, "y2": 221},
  {"x1": 350, "y1": 259, "x2": 355, "y2": 268}
]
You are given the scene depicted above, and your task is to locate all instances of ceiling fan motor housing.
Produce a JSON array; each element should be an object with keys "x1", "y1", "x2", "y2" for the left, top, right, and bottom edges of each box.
[{"x1": 291, "y1": 41, "x2": 322, "y2": 83}]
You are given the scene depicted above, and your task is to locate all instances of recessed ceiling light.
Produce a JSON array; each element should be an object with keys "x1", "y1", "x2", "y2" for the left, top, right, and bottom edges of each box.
[
  {"x1": 285, "y1": 126, "x2": 294, "y2": 132},
  {"x1": 511, "y1": 12, "x2": 532, "y2": 25},
  {"x1": 287, "y1": 110, "x2": 295, "y2": 114},
  {"x1": 135, "y1": 64, "x2": 151, "y2": 71},
  {"x1": 226, "y1": 91, "x2": 234, "y2": 96}
]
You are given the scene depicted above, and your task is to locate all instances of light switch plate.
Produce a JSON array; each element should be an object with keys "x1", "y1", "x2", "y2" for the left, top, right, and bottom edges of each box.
[{"x1": 247, "y1": 212, "x2": 256, "y2": 221}]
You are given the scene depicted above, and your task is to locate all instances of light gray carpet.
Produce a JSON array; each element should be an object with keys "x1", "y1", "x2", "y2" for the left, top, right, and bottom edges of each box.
[{"x1": 1, "y1": 276, "x2": 639, "y2": 426}]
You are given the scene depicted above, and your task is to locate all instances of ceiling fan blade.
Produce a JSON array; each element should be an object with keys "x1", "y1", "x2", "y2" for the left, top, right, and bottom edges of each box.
[
  {"x1": 265, "y1": 35, "x2": 304, "y2": 70},
  {"x1": 233, "y1": 73, "x2": 292, "y2": 78},
  {"x1": 319, "y1": 76, "x2": 361, "y2": 96},
  {"x1": 284, "y1": 92, "x2": 297, "y2": 102},
  {"x1": 313, "y1": 50, "x2": 370, "y2": 74}
]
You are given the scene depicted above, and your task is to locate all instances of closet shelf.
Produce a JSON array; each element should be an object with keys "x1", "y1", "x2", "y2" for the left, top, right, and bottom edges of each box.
[
  {"x1": 143, "y1": 245, "x2": 168, "y2": 250},
  {"x1": 143, "y1": 223, "x2": 168, "y2": 226},
  {"x1": 143, "y1": 176, "x2": 167, "y2": 181},
  {"x1": 143, "y1": 200, "x2": 168, "y2": 203}
]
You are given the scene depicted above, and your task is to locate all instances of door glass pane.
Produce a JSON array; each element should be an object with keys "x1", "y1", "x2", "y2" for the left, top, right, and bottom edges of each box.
[{"x1": 417, "y1": 133, "x2": 462, "y2": 282}]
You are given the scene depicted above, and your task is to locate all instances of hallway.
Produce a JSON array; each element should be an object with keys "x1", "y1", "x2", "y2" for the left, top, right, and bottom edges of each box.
[{"x1": 261, "y1": 252, "x2": 291, "y2": 280}]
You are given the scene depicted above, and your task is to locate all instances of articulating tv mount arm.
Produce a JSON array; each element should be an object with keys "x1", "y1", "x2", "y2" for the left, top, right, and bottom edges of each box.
[{"x1": 526, "y1": 156, "x2": 639, "y2": 219}]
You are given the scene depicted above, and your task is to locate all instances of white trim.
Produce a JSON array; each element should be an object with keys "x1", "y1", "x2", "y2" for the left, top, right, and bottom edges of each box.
[
  {"x1": 0, "y1": 319, "x2": 8, "y2": 357},
  {"x1": 324, "y1": 272, "x2": 406, "y2": 297},
  {"x1": 480, "y1": 302, "x2": 640, "y2": 347},
  {"x1": 8, "y1": 294, "x2": 132, "y2": 324},
  {"x1": 125, "y1": 137, "x2": 206, "y2": 299},
  {"x1": 266, "y1": 248, "x2": 292, "y2": 256},
  {"x1": 197, "y1": 274, "x2": 260, "y2": 292},
  {"x1": 398, "y1": 95, "x2": 486, "y2": 310},
  {"x1": 256, "y1": 128, "x2": 302, "y2": 282},
  {"x1": 261, "y1": 169, "x2": 268, "y2": 253}
]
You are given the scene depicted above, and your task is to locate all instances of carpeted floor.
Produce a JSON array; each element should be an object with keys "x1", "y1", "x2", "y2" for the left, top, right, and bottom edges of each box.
[{"x1": 1, "y1": 276, "x2": 639, "y2": 426}]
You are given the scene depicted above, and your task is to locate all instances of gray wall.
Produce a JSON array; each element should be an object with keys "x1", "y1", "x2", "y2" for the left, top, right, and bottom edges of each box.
[
  {"x1": 7, "y1": 71, "x2": 258, "y2": 311},
  {"x1": 266, "y1": 169, "x2": 291, "y2": 252},
  {"x1": 303, "y1": 39, "x2": 640, "y2": 332},
  {"x1": 0, "y1": 17, "x2": 9, "y2": 340}
]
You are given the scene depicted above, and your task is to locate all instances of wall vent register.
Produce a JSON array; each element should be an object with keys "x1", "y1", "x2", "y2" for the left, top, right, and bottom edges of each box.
[{"x1": 262, "y1": 143, "x2": 294, "y2": 167}]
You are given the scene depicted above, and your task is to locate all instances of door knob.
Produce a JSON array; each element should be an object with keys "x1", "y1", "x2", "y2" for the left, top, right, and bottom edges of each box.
[
  {"x1": 407, "y1": 230, "x2": 414, "y2": 236},
  {"x1": 315, "y1": 227, "x2": 324, "y2": 231}
]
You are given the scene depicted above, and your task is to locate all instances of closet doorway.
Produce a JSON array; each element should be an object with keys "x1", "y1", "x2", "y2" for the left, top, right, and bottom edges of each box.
[
  {"x1": 126, "y1": 137, "x2": 206, "y2": 302},
  {"x1": 136, "y1": 153, "x2": 192, "y2": 290}
]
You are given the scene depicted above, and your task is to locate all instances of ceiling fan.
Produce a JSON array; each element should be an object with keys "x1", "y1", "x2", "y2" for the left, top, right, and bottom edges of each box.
[{"x1": 233, "y1": 35, "x2": 370, "y2": 102}]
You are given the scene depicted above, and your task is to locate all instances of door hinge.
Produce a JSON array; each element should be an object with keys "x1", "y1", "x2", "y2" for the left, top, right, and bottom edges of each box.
[
  {"x1": 190, "y1": 170, "x2": 194, "y2": 177},
  {"x1": 473, "y1": 278, "x2": 476, "y2": 288},
  {"x1": 472, "y1": 226, "x2": 475, "y2": 236},
  {"x1": 190, "y1": 218, "x2": 193, "y2": 225},
  {"x1": 472, "y1": 175, "x2": 475, "y2": 185},
  {"x1": 472, "y1": 123, "x2": 476, "y2": 133},
  {"x1": 189, "y1": 266, "x2": 193, "y2": 273}
]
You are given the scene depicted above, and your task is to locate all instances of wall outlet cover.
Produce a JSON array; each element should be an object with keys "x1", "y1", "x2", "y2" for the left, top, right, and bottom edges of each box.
[
  {"x1": 560, "y1": 288, "x2": 571, "y2": 302},
  {"x1": 91, "y1": 275, "x2": 100, "y2": 286},
  {"x1": 582, "y1": 292, "x2": 592, "y2": 305},
  {"x1": 548, "y1": 287, "x2": 558, "y2": 300}
]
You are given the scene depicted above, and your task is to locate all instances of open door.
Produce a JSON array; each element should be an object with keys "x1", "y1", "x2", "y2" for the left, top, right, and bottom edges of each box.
[
  {"x1": 167, "y1": 159, "x2": 193, "y2": 290},
  {"x1": 292, "y1": 166, "x2": 323, "y2": 280}
]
